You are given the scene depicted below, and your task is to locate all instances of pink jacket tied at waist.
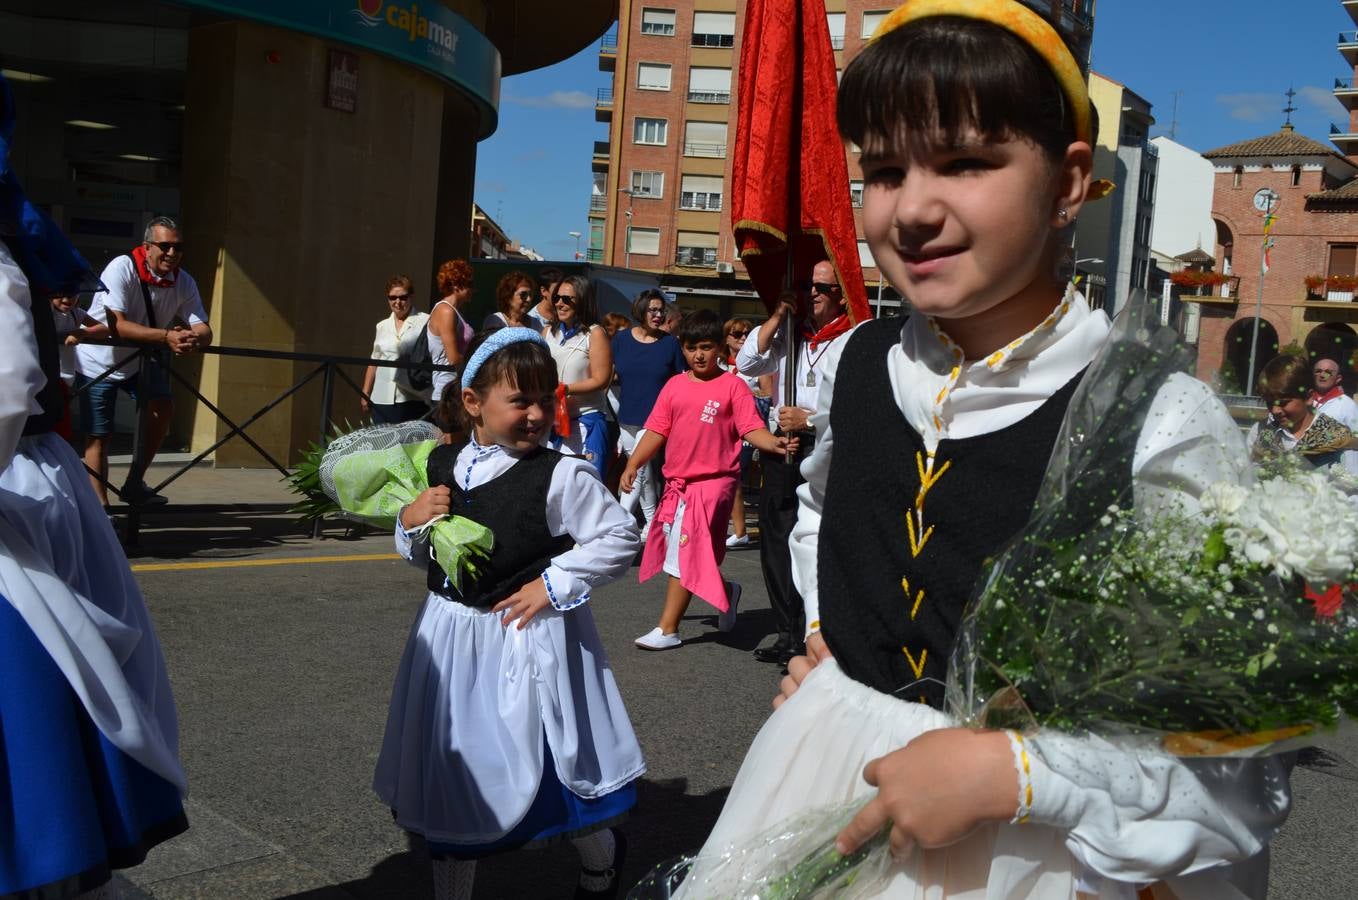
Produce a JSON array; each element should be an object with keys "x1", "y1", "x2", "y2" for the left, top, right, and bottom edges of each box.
[{"x1": 639, "y1": 475, "x2": 737, "y2": 611}]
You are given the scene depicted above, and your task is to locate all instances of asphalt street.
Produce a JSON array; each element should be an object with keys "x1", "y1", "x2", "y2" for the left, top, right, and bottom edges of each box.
[{"x1": 107, "y1": 510, "x2": 1357, "y2": 899}]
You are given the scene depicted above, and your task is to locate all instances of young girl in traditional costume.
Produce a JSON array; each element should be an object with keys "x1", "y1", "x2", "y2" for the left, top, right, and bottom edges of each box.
[
  {"x1": 375, "y1": 328, "x2": 644, "y2": 900},
  {"x1": 681, "y1": 3, "x2": 1293, "y2": 898},
  {"x1": 0, "y1": 72, "x2": 187, "y2": 900}
]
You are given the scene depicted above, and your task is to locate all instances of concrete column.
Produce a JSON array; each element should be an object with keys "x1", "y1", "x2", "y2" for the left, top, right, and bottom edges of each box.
[{"x1": 180, "y1": 19, "x2": 478, "y2": 466}]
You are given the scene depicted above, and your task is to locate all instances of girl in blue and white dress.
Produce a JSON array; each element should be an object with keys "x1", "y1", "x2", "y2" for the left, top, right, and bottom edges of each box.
[
  {"x1": 0, "y1": 72, "x2": 186, "y2": 900},
  {"x1": 375, "y1": 328, "x2": 644, "y2": 900}
]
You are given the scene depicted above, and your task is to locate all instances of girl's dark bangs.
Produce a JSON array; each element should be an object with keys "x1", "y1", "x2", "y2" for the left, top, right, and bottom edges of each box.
[
  {"x1": 481, "y1": 342, "x2": 557, "y2": 395},
  {"x1": 838, "y1": 18, "x2": 1070, "y2": 158}
]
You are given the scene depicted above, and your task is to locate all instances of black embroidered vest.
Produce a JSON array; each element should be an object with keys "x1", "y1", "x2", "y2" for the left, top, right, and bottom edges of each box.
[
  {"x1": 818, "y1": 318, "x2": 1083, "y2": 706},
  {"x1": 424, "y1": 442, "x2": 574, "y2": 608}
]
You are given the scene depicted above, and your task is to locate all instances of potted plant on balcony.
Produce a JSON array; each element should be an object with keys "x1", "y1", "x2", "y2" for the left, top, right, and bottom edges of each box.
[
  {"x1": 1305, "y1": 275, "x2": 1327, "y2": 300},
  {"x1": 1326, "y1": 273, "x2": 1358, "y2": 302},
  {"x1": 1168, "y1": 269, "x2": 1228, "y2": 296}
]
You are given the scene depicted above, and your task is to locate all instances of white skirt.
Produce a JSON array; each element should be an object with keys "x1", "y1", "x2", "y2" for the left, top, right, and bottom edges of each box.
[
  {"x1": 373, "y1": 591, "x2": 645, "y2": 845},
  {"x1": 682, "y1": 658, "x2": 1084, "y2": 900},
  {"x1": 0, "y1": 432, "x2": 185, "y2": 793}
]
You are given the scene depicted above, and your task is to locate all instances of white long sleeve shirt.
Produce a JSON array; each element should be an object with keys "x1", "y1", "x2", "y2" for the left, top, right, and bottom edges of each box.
[
  {"x1": 789, "y1": 290, "x2": 1288, "y2": 895},
  {"x1": 397, "y1": 442, "x2": 639, "y2": 608}
]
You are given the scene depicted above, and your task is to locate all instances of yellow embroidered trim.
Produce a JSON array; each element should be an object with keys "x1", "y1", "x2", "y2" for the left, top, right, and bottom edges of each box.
[
  {"x1": 914, "y1": 451, "x2": 952, "y2": 508},
  {"x1": 901, "y1": 577, "x2": 926, "y2": 620},
  {"x1": 983, "y1": 295, "x2": 1074, "y2": 371},
  {"x1": 901, "y1": 645, "x2": 928, "y2": 680},
  {"x1": 1011, "y1": 730, "x2": 1034, "y2": 824},
  {"x1": 905, "y1": 512, "x2": 934, "y2": 558},
  {"x1": 808, "y1": 619, "x2": 821, "y2": 632}
]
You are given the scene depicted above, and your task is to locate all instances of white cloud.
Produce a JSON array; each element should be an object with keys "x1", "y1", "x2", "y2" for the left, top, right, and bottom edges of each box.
[
  {"x1": 1215, "y1": 92, "x2": 1276, "y2": 122},
  {"x1": 476, "y1": 179, "x2": 507, "y2": 194},
  {"x1": 1297, "y1": 85, "x2": 1345, "y2": 120},
  {"x1": 503, "y1": 90, "x2": 594, "y2": 110}
]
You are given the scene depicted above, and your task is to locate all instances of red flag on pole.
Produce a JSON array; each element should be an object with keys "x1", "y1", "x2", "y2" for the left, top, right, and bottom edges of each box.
[{"x1": 731, "y1": 0, "x2": 871, "y2": 324}]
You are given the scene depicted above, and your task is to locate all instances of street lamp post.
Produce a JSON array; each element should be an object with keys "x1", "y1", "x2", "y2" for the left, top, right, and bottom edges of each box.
[
  {"x1": 618, "y1": 187, "x2": 634, "y2": 270},
  {"x1": 568, "y1": 231, "x2": 582, "y2": 261}
]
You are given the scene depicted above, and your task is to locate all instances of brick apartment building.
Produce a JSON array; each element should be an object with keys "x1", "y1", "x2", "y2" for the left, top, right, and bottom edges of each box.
[
  {"x1": 588, "y1": 0, "x2": 1095, "y2": 316},
  {"x1": 1187, "y1": 4, "x2": 1358, "y2": 394}
]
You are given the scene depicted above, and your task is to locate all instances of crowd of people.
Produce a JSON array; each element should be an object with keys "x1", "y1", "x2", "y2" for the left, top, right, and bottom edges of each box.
[{"x1": 9, "y1": 1, "x2": 1357, "y2": 899}]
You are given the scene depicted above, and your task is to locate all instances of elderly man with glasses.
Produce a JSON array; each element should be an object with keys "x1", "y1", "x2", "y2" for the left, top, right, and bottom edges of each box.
[
  {"x1": 1309, "y1": 357, "x2": 1358, "y2": 433},
  {"x1": 74, "y1": 215, "x2": 212, "y2": 509},
  {"x1": 736, "y1": 259, "x2": 853, "y2": 666}
]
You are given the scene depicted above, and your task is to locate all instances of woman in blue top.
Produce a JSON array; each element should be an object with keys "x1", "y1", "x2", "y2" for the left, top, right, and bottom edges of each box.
[{"x1": 611, "y1": 289, "x2": 686, "y2": 537}]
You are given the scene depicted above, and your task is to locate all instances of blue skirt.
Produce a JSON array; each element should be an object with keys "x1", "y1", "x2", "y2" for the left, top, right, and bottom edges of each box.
[
  {"x1": 0, "y1": 598, "x2": 187, "y2": 900},
  {"x1": 424, "y1": 736, "x2": 637, "y2": 861}
]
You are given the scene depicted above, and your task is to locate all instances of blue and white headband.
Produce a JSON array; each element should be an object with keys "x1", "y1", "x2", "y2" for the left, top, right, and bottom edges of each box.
[{"x1": 461, "y1": 327, "x2": 550, "y2": 389}]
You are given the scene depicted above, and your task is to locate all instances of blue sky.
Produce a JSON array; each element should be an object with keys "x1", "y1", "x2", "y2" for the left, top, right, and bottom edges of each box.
[{"x1": 474, "y1": 1, "x2": 1357, "y2": 261}]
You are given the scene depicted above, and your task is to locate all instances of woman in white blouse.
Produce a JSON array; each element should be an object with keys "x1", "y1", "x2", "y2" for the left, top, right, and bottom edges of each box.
[
  {"x1": 544, "y1": 273, "x2": 614, "y2": 479},
  {"x1": 362, "y1": 275, "x2": 431, "y2": 424}
]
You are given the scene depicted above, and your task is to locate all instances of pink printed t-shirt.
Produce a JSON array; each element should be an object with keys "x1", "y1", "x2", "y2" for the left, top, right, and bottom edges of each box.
[{"x1": 644, "y1": 371, "x2": 766, "y2": 480}]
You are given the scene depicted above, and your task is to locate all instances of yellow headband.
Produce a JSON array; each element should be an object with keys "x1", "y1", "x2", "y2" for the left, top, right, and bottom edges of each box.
[{"x1": 871, "y1": 0, "x2": 1115, "y2": 201}]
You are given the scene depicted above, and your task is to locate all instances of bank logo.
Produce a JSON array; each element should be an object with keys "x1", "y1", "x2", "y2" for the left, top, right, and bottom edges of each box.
[{"x1": 352, "y1": 0, "x2": 383, "y2": 27}]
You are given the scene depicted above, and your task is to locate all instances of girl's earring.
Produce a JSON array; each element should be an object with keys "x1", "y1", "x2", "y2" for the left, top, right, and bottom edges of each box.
[{"x1": 1057, "y1": 208, "x2": 1070, "y2": 222}]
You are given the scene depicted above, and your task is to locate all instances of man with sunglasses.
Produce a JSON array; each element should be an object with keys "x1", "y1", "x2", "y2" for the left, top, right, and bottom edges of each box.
[
  {"x1": 735, "y1": 259, "x2": 853, "y2": 666},
  {"x1": 1309, "y1": 357, "x2": 1358, "y2": 433},
  {"x1": 75, "y1": 216, "x2": 212, "y2": 508}
]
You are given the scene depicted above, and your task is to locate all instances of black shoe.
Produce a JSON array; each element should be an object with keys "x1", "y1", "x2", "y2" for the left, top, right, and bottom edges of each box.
[
  {"x1": 121, "y1": 480, "x2": 168, "y2": 507},
  {"x1": 575, "y1": 828, "x2": 627, "y2": 899},
  {"x1": 753, "y1": 643, "x2": 793, "y2": 665}
]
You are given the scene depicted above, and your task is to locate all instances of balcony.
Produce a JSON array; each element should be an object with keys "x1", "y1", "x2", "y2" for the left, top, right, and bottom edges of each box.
[
  {"x1": 1347, "y1": 0, "x2": 1358, "y2": 28},
  {"x1": 592, "y1": 140, "x2": 610, "y2": 161},
  {"x1": 675, "y1": 247, "x2": 718, "y2": 268},
  {"x1": 1343, "y1": 31, "x2": 1358, "y2": 66},
  {"x1": 691, "y1": 33, "x2": 734, "y2": 48},
  {"x1": 589, "y1": 195, "x2": 607, "y2": 213},
  {"x1": 1336, "y1": 78, "x2": 1358, "y2": 110},
  {"x1": 586, "y1": 248, "x2": 603, "y2": 262},
  {"x1": 829, "y1": 35, "x2": 844, "y2": 50},
  {"x1": 598, "y1": 29, "x2": 616, "y2": 71},
  {"x1": 1176, "y1": 275, "x2": 1241, "y2": 303},
  {"x1": 595, "y1": 87, "x2": 613, "y2": 122},
  {"x1": 684, "y1": 141, "x2": 726, "y2": 158},
  {"x1": 1330, "y1": 122, "x2": 1358, "y2": 154},
  {"x1": 687, "y1": 90, "x2": 731, "y2": 104}
]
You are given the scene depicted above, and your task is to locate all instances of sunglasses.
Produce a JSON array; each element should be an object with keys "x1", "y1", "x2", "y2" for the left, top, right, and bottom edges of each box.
[
  {"x1": 553, "y1": 294, "x2": 577, "y2": 305},
  {"x1": 515, "y1": 289, "x2": 532, "y2": 300},
  {"x1": 810, "y1": 281, "x2": 841, "y2": 295},
  {"x1": 147, "y1": 241, "x2": 183, "y2": 254},
  {"x1": 729, "y1": 330, "x2": 749, "y2": 338},
  {"x1": 388, "y1": 293, "x2": 411, "y2": 302}
]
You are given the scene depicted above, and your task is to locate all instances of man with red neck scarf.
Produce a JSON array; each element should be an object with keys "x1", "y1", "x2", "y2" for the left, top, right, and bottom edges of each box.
[
  {"x1": 736, "y1": 258, "x2": 853, "y2": 666},
  {"x1": 1309, "y1": 357, "x2": 1358, "y2": 433},
  {"x1": 75, "y1": 216, "x2": 213, "y2": 508}
]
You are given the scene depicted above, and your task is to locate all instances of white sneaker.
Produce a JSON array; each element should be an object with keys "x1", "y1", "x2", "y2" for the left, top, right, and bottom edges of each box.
[
  {"x1": 725, "y1": 533, "x2": 750, "y2": 548},
  {"x1": 718, "y1": 582, "x2": 742, "y2": 632},
  {"x1": 634, "y1": 627, "x2": 682, "y2": 650},
  {"x1": 639, "y1": 522, "x2": 651, "y2": 543}
]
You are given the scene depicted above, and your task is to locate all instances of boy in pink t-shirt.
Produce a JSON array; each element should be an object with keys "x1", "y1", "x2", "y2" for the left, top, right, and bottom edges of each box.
[{"x1": 622, "y1": 310, "x2": 790, "y2": 650}]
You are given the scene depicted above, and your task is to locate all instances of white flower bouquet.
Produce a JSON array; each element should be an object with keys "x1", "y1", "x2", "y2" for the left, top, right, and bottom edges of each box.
[{"x1": 948, "y1": 308, "x2": 1358, "y2": 750}]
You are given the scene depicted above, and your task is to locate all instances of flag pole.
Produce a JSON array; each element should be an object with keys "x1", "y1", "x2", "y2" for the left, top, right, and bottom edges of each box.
[{"x1": 1245, "y1": 194, "x2": 1276, "y2": 397}]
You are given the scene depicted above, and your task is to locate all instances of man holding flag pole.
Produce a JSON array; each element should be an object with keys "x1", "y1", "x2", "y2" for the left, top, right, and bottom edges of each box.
[{"x1": 728, "y1": 0, "x2": 872, "y2": 667}]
